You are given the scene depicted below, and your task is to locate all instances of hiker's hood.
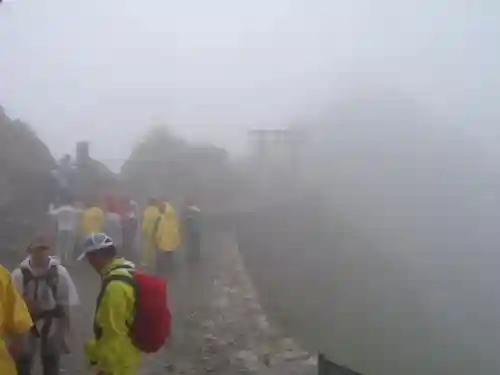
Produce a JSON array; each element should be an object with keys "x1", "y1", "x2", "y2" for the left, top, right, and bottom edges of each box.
[
  {"x1": 19, "y1": 255, "x2": 60, "y2": 272},
  {"x1": 122, "y1": 259, "x2": 135, "y2": 268},
  {"x1": 101, "y1": 257, "x2": 136, "y2": 276},
  {"x1": 14, "y1": 256, "x2": 80, "y2": 307}
]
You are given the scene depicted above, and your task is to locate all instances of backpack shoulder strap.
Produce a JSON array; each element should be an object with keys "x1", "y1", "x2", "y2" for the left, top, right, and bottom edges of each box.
[
  {"x1": 94, "y1": 273, "x2": 138, "y2": 340},
  {"x1": 21, "y1": 267, "x2": 33, "y2": 288},
  {"x1": 108, "y1": 264, "x2": 134, "y2": 273},
  {"x1": 46, "y1": 264, "x2": 58, "y2": 277},
  {"x1": 96, "y1": 273, "x2": 136, "y2": 310},
  {"x1": 46, "y1": 265, "x2": 59, "y2": 297},
  {"x1": 103, "y1": 274, "x2": 135, "y2": 289},
  {"x1": 96, "y1": 263, "x2": 137, "y2": 306},
  {"x1": 21, "y1": 265, "x2": 59, "y2": 298}
]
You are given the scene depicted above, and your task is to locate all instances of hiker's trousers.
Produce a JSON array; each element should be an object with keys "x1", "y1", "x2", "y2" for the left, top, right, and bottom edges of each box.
[
  {"x1": 140, "y1": 236, "x2": 157, "y2": 270},
  {"x1": 156, "y1": 250, "x2": 176, "y2": 278},
  {"x1": 185, "y1": 232, "x2": 201, "y2": 264},
  {"x1": 55, "y1": 230, "x2": 75, "y2": 264},
  {"x1": 16, "y1": 330, "x2": 61, "y2": 375}
]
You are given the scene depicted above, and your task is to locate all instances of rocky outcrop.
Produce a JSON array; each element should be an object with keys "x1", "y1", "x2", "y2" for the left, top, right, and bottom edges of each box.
[
  {"x1": 121, "y1": 125, "x2": 239, "y2": 211},
  {"x1": 74, "y1": 157, "x2": 119, "y2": 203},
  {"x1": 0, "y1": 106, "x2": 56, "y2": 258}
]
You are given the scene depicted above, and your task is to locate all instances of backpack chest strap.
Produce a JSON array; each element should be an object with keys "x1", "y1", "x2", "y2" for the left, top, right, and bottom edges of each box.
[{"x1": 22, "y1": 265, "x2": 59, "y2": 299}]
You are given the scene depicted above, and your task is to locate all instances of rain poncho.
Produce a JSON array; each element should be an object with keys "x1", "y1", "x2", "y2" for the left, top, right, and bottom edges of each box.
[
  {"x1": 11, "y1": 257, "x2": 80, "y2": 308},
  {"x1": 11, "y1": 256, "x2": 80, "y2": 355},
  {"x1": 156, "y1": 202, "x2": 181, "y2": 252},
  {"x1": 0, "y1": 265, "x2": 33, "y2": 375},
  {"x1": 140, "y1": 205, "x2": 161, "y2": 267},
  {"x1": 81, "y1": 206, "x2": 104, "y2": 235},
  {"x1": 141, "y1": 205, "x2": 160, "y2": 238},
  {"x1": 85, "y1": 258, "x2": 140, "y2": 375}
]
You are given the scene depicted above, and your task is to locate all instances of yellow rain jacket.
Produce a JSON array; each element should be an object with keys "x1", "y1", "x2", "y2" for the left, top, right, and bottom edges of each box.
[
  {"x1": 84, "y1": 258, "x2": 140, "y2": 375},
  {"x1": 141, "y1": 205, "x2": 161, "y2": 238},
  {"x1": 82, "y1": 206, "x2": 104, "y2": 235},
  {"x1": 140, "y1": 205, "x2": 161, "y2": 267},
  {"x1": 0, "y1": 265, "x2": 33, "y2": 375},
  {"x1": 156, "y1": 202, "x2": 181, "y2": 252}
]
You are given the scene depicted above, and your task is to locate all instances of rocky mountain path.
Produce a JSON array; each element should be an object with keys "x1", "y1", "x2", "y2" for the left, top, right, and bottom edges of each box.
[
  {"x1": 142, "y1": 232, "x2": 317, "y2": 375},
  {"x1": 51, "y1": 231, "x2": 316, "y2": 375}
]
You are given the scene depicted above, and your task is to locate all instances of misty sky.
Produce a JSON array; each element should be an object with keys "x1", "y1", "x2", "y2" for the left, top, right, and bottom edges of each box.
[{"x1": 1, "y1": 0, "x2": 499, "y2": 170}]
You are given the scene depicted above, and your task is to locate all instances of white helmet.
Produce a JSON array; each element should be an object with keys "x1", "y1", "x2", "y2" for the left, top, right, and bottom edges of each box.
[{"x1": 77, "y1": 232, "x2": 114, "y2": 260}]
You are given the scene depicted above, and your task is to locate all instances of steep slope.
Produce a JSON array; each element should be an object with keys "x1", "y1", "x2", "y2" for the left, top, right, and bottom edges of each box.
[{"x1": 0, "y1": 106, "x2": 55, "y2": 256}]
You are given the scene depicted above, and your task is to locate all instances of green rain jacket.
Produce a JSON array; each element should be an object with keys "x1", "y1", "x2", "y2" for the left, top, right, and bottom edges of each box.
[{"x1": 85, "y1": 258, "x2": 141, "y2": 375}]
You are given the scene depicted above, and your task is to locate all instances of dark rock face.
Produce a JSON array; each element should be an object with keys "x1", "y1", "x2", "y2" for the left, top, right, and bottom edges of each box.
[
  {"x1": 0, "y1": 106, "x2": 55, "y2": 262},
  {"x1": 0, "y1": 107, "x2": 120, "y2": 262}
]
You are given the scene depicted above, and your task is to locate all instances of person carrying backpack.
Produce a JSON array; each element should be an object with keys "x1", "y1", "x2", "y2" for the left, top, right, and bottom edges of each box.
[
  {"x1": 78, "y1": 233, "x2": 171, "y2": 375},
  {"x1": 11, "y1": 234, "x2": 80, "y2": 375}
]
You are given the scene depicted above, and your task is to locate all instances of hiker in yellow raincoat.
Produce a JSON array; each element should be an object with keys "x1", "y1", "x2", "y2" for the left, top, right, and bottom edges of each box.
[
  {"x1": 0, "y1": 264, "x2": 33, "y2": 375},
  {"x1": 155, "y1": 200, "x2": 181, "y2": 276},
  {"x1": 140, "y1": 198, "x2": 161, "y2": 270},
  {"x1": 82, "y1": 202, "x2": 104, "y2": 236},
  {"x1": 80, "y1": 233, "x2": 140, "y2": 375}
]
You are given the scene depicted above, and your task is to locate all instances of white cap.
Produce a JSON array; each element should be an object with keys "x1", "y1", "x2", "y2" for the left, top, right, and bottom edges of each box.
[{"x1": 77, "y1": 232, "x2": 114, "y2": 261}]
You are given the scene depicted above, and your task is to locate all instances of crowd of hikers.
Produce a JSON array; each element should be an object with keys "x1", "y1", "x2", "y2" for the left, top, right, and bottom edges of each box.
[{"x1": 0, "y1": 192, "x2": 202, "y2": 375}]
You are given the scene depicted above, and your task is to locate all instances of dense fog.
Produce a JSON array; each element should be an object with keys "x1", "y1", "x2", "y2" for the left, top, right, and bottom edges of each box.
[
  {"x1": 2, "y1": 0, "x2": 500, "y2": 374},
  {"x1": 238, "y1": 84, "x2": 500, "y2": 375}
]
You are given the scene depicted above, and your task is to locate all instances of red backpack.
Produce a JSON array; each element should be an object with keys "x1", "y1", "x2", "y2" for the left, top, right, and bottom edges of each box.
[{"x1": 94, "y1": 265, "x2": 171, "y2": 353}]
